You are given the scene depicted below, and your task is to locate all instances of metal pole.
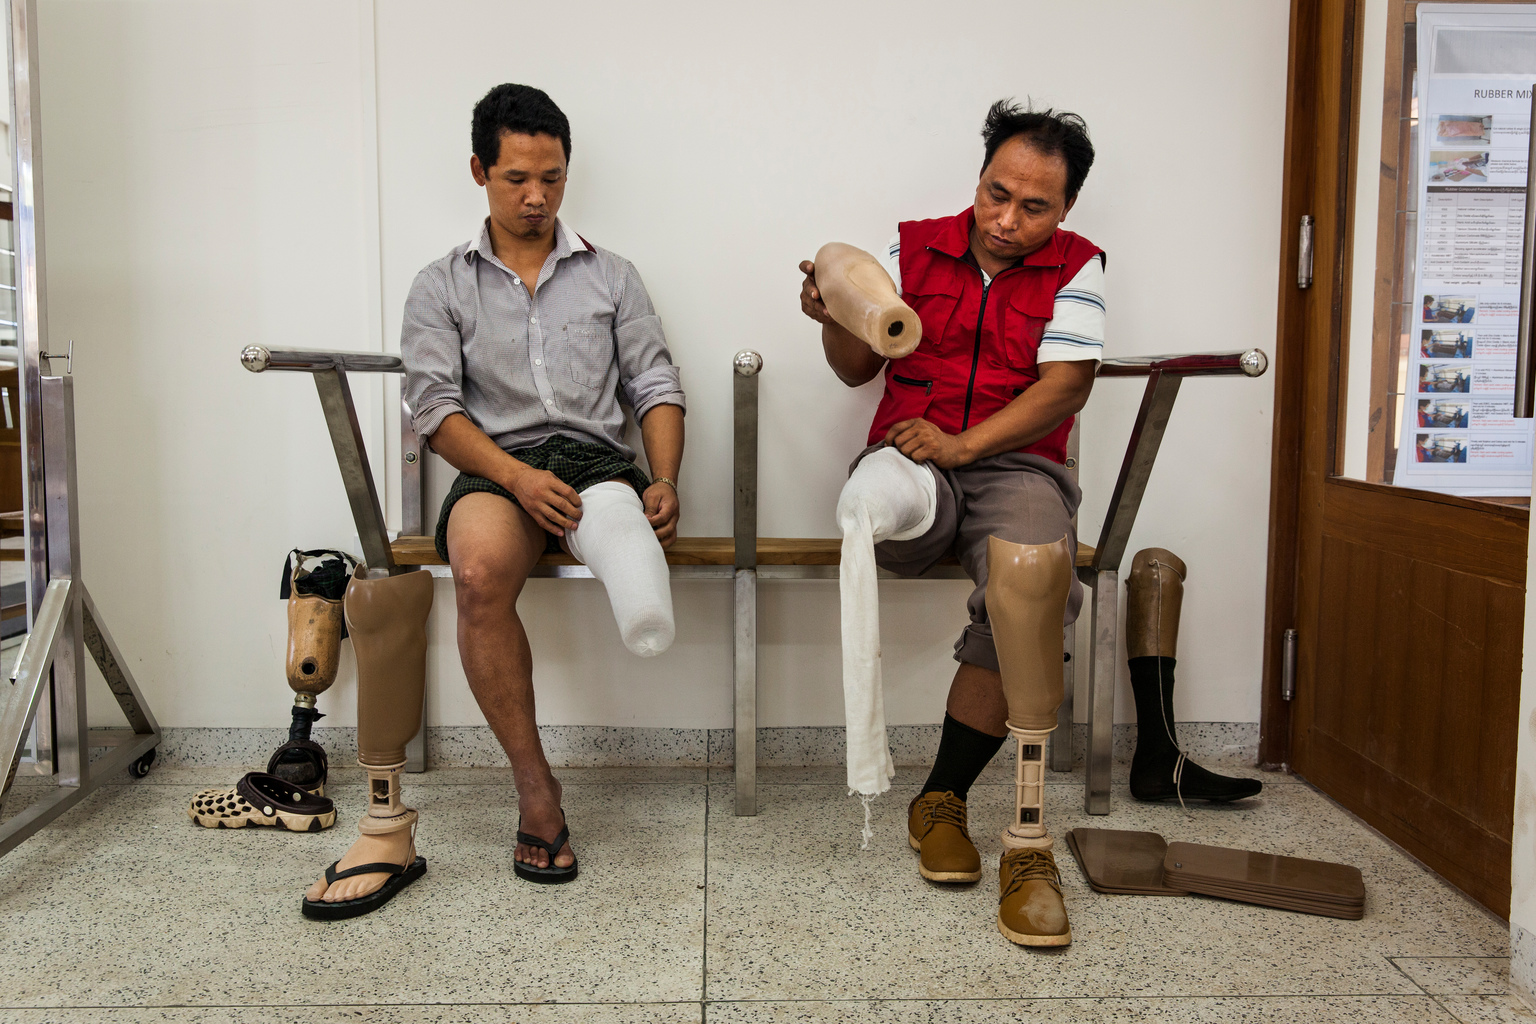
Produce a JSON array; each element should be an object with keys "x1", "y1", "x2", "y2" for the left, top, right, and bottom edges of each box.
[
  {"x1": 732, "y1": 350, "x2": 761, "y2": 815},
  {"x1": 1085, "y1": 570, "x2": 1118, "y2": 815},
  {"x1": 1516, "y1": 86, "x2": 1536, "y2": 417},
  {"x1": 11, "y1": 0, "x2": 51, "y2": 773}
]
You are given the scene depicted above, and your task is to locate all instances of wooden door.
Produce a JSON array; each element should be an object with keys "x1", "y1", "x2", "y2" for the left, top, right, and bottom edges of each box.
[{"x1": 1263, "y1": 0, "x2": 1527, "y2": 917}]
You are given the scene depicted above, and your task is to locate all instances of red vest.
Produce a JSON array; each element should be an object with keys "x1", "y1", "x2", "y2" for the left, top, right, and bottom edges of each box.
[{"x1": 866, "y1": 208, "x2": 1103, "y2": 464}]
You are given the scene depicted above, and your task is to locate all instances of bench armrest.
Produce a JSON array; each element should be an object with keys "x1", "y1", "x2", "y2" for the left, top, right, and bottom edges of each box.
[
  {"x1": 1089, "y1": 348, "x2": 1269, "y2": 575},
  {"x1": 241, "y1": 346, "x2": 404, "y2": 375},
  {"x1": 1097, "y1": 349, "x2": 1268, "y2": 379}
]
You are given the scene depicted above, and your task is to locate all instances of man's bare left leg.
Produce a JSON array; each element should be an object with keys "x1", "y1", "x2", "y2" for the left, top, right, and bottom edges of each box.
[{"x1": 446, "y1": 491, "x2": 573, "y2": 872}]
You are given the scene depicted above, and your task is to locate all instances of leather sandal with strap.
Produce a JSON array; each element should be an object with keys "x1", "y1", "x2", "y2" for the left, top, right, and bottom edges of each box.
[
  {"x1": 515, "y1": 810, "x2": 578, "y2": 884},
  {"x1": 301, "y1": 852, "x2": 427, "y2": 920}
]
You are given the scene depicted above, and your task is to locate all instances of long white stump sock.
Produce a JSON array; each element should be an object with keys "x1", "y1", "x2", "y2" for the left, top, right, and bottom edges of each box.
[
  {"x1": 835, "y1": 448, "x2": 937, "y2": 843},
  {"x1": 565, "y1": 481, "x2": 676, "y2": 657}
]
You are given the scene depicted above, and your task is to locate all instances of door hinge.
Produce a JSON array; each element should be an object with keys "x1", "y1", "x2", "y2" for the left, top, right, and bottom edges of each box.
[
  {"x1": 1297, "y1": 215, "x2": 1314, "y2": 289},
  {"x1": 1281, "y1": 628, "x2": 1298, "y2": 701}
]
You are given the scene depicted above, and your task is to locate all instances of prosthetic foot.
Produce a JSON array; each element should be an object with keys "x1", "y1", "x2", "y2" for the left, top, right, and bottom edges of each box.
[
  {"x1": 1126, "y1": 549, "x2": 1261, "y2": 805},
  {"x1": 302, "y1": 568, "x2": 433, "y2": 920},
  {"x1": 987, "y1": 534, "x2": 1073, "y2": 947},
  {"x1": 813, "y1": 242, "x2": 922, "y2": 359}
]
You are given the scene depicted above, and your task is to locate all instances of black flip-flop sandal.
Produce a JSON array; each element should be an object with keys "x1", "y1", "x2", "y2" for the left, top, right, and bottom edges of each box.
[
  {"x1": 515, "y1": 813, "x2": 578, "y2": 884},
  {"x1": 300, "y1": 856, "x2": 427, "y2": 920}
]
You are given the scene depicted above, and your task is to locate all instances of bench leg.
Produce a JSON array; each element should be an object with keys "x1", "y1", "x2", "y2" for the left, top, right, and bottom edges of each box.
[
  {"x1": 1050, "y1": 623, "x2": 1074, "y2": 772},
  {"x1": 1085, "y1": 570, "x2": 1117, "y2": 814},
  {"x1": 405, "y1": 715, "x2": 426, "y2": 773},
  {"x1": 733, "y1": 568, "x2": 758, "y2": 815}
]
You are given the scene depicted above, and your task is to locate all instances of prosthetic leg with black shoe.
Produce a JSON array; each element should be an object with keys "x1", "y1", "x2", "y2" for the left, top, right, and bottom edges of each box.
[
  {"x1": 1126, "y1": 548, "x2": 1261, "y2": 804},
  {"x1": 187, "y1": 551, "x2": 350, "y2": 830},
  {"x1": 987, "y1": 534, "x2": 1074, "y2": 947},
  {"x1": 269, "y1": 550, "x2": 353, "y2": 794},
  {"x1": 302, "y1": 568, "x2": 433, "y2": 920}
]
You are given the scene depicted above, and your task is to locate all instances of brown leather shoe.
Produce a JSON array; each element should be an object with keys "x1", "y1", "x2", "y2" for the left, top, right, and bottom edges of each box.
[
  {"x1": 907, "y1": 791, "x2": 982, "y2": 883},
  {"x1": 998, "y1": 847, "x2": 1071, "y2": 947}
]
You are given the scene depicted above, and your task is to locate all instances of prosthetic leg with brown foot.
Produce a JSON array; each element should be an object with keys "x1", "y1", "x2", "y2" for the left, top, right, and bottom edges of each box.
[
  {"x1": 1126, "y1": 548, "x2": 1261, "y2": 804},
  {"x1": 987, "y1": 534, "x2": 1073, "y2": 947},
  {"x1": 302, "y1": 568, "x2": 434, "y2": 920}
]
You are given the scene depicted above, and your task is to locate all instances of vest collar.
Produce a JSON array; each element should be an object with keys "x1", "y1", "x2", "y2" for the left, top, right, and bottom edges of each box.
[{"x1": 930, "y1": 207, "x2": 1067, "y2": 270}]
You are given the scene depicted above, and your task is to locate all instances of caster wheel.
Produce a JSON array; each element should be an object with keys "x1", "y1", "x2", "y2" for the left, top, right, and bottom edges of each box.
[{"x1": 130, "y1": 748, "x2": 156, "y2": 778}]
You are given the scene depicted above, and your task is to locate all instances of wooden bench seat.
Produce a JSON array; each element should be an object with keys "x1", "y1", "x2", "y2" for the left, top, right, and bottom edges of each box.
[{"x1": 390, "y1": 535, "x2": 1096, "y2": 569}]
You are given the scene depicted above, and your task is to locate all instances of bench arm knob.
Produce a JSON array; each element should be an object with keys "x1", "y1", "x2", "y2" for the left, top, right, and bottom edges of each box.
[
  {"x1": 241, "y1": 345, "x2": 271, "y2": 373},
  {"x1": 1239, "y1": 348, "x2": 1268, "y2": 378},
  {"x1": 734, "y1": 350, "x2": 763, "y2": 377}
]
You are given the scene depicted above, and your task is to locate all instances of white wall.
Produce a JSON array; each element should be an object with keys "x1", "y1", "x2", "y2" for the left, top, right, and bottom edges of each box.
[{"x1": 35, "y1": 0, "x2": 1288, "y2": 731}]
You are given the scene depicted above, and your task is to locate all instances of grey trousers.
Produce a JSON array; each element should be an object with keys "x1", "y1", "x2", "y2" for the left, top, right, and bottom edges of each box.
[{"x1": 851, "y1": 445, "x2": 1081, "y2": 672}]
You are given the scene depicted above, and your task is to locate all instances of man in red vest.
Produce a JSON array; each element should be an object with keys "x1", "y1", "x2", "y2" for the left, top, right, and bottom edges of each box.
[{"x1": 799, "y1": 101, "x2": 1104, "y2": 946}]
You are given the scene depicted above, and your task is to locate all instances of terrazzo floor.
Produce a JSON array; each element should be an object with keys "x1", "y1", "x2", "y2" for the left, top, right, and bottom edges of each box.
[{"x1": 0, "y1": 752, "x2": 1526, "y2": 1022}]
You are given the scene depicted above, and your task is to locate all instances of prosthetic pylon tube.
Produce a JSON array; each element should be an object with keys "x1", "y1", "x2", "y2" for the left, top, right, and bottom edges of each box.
[
  {"x1": 346, "y1": 569, "x2": 434, "y2": 836},
  {"x1": 985, "y1": 534, "x2": 1072, "y2": 851},
  {"x1": 813, "y1": 242, "x2": 922, "y2": 359}
]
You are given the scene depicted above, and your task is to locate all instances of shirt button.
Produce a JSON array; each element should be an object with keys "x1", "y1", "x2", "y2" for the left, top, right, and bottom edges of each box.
[
  {"x1": 530, "y1": 316, "x2": 538, "y2": 324},
  {"x1": 545, "y1": 398, "x2": 553, "y2": 405},
  {"x1": 535, "y1": 359, "x2": 542, "y2": 366}
]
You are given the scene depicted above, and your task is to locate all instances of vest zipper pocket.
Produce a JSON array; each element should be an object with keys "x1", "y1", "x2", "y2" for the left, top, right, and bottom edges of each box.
[{"x1": 893, "y1": 374, "x2": 933, "y2": 395}]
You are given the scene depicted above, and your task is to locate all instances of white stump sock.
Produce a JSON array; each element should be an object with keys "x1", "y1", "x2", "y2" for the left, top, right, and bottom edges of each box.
[
  {"x1": 564, "y1": 481, "x2": 675, "y2": 657},
  {"x1": 835, "y1": 448, "x2": 938, "y2": 833}
]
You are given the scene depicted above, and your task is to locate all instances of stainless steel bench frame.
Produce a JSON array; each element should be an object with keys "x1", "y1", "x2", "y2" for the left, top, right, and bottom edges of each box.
[{"x1": 241, "y1": 344, "x2": 1266, "y2": 817}]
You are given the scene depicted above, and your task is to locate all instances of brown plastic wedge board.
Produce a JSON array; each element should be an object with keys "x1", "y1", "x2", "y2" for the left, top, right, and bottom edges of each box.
[
  {"x1": 1163, "y1": 842, "x2": 1365, "y2": 919},
  {"x1": 1067, "y1": 828, "x2": 1189, "y2": 896}
]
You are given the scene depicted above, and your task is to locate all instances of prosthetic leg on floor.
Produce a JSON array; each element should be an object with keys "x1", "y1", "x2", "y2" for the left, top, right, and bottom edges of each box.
[
  {"x1": 1126, "y1": 548, "x2": 1261, "y2": 804},
  {"x1": 987, "y1": 534, "x2": 1074, "y2": 947},
  {"x1": 301, "y1": 568, "x2": 433, "y2": 920}
]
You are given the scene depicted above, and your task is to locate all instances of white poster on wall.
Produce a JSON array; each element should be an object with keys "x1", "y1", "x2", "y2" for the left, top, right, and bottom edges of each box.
[{"x1": 1397, "y1": 5, "x2": 1536, "y2": 495}]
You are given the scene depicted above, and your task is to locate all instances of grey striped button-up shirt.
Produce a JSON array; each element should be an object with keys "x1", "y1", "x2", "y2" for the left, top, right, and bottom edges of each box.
[{"x1": 402, "y1": 218, "x2": 685, "y2": 461}]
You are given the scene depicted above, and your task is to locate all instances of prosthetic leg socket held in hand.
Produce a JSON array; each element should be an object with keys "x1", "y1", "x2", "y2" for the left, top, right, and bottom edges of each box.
[
  {"x1": 814, "y1": 243, "x2": 922, "y2": 359},
  {"x1": 301, "y1": 569, "x2": 432, "y2": 921},
  {"x1": 987, "y1": 534, "x2": 1073, "y2": 947},
  {"x1": 837, "y1": 449, "x2": 937, "y2": 838},
  {"x1": 1126, "y1": 548, "x2": 1260, "y2": 805},
  {"x1": 564, "y1": 480, "x2": 675, "y2": 657}
]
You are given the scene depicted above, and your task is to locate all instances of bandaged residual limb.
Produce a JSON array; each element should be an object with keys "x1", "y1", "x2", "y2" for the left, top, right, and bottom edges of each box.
[
  {"x1": 564, "y1": 481, "x2": 675, "y2": 657},
  {"x1": 1125, "y1": 548, "x2": 1261, "y2": 804},
  {"x1": 835, "y1": 448, "x2": 936, "y2": 842},
  {"x1": 813, "y1": 243, "x2": 922, "y2": 359}
]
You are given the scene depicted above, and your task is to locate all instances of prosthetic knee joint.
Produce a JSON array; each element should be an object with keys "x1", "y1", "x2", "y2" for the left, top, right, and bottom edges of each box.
[
  {"x1": 986, "y1": 535, "x2": 1073, "y2": 851},
  {"x1": 346, "y1": 569, "x2": 434, "y2": 840}
]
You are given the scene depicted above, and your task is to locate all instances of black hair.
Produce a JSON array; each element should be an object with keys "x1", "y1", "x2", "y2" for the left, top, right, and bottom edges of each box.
[
  {"x1": 471, "y1": 83, "x2": 571, "y2": 171},
  {"x1": 980, "y1": 99, "x2": 1094, "y2": 201}
]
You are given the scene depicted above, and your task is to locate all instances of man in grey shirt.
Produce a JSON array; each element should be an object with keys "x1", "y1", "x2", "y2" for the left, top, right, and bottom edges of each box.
[{"x1": 305, "y1": 84, "x2": 685, "y2": 908}]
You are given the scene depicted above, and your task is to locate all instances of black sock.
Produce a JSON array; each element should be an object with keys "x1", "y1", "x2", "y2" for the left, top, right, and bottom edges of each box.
[
  {"x1": 1128, "y1": 656, "x2": 1261, "y2": 802},
  {"x1": 921, "y1": 713, "x2": 1007, "y2": 802}
]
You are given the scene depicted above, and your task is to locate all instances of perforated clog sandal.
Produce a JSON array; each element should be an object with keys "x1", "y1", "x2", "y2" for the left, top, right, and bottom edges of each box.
[
  {"x1": 266, "y1": 738, "x2": 329, "y2": 796},
  {"x1": 187, "y1": 771, "x2": 336, "y2": 832}
]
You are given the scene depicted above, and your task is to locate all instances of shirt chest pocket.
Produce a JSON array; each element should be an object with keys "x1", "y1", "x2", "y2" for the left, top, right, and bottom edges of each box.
[
  {"x1": 1001, "y1": 282, "x2": 1056, "y2": 370},
  {"x1": 562, "y1": 321, "x2": 615, "y2": 391}
]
